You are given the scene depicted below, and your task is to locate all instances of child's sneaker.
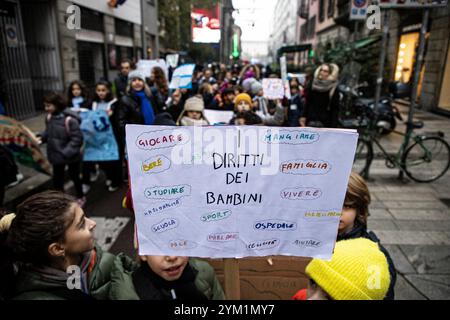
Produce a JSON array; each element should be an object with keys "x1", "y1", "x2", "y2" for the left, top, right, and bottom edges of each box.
[
  {"x1": 77, "y1": 197, "x2": 87, "y2": 208},
  {"x1": 82, "y1": 184, "x2": 91, "y2": 195}
]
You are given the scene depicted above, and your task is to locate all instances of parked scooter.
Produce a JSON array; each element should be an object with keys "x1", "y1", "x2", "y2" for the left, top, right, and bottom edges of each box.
[{"x1": 338, "y1": 82, "x2": 402, "y2": 134}]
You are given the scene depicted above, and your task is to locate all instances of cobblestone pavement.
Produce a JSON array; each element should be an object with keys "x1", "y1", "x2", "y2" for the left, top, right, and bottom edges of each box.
[{"x1": 363, "y1": 104, "x2": 450, "y2": 300}]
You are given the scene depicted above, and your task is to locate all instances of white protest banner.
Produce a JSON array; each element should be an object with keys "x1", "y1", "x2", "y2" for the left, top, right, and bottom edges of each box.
[
  {"x1": 169, "y1": 64, "x2": 196, "y2": 89},
  {"x1": 204, "y1": 109, "x2": 234, "y2": 125},
  {"x1": 126, "y1": 125, "x2": 358, "y2": 260},
  {"x1": 262, "y1": 78, "x2": 285, "y2": 100},
  {"x1": 280, "y1": 56, "x2": 291, "y2": 99},
  {"x1": 166, "y1": 54, "x2": 179, "y2": 68},
  {"x1": 137, "y1": 59, "x2": 169, "y2": 79}
]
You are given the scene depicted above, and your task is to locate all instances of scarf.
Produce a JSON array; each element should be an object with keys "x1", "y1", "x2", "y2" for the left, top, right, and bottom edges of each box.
[
  {"x1": 132, "y1": 262, "x2": 208, "y2": 301},
  {"x1": 133, "y1": 90, "x2": 155, "y2": 125},
  {"x1": 312, "y1": 76, "x2": 338, "y2": 93}
]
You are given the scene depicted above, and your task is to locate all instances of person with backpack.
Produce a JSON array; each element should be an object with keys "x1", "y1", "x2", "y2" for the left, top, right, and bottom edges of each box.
[{"x1": 37, "y1": 92, "x2": 85, "y2": 206}]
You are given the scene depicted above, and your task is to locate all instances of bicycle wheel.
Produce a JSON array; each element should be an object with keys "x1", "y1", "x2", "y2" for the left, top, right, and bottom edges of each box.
[
  {"x1": 353, "y1": 138, "x2": 373, "y2": 178},
  {"x1": 403, "y1": 137, "x2": 450, "y2": 182}
]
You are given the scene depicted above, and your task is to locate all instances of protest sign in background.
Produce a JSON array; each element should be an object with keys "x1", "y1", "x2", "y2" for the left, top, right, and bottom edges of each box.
[
  {"x1": 136, "y1": 59, "x2": 169, "y2": 79},
  {"x1": 204, "y1": 109, "x2": 234, "y2": 125},
  {"x1": 126, "y1": 125, "x2": 358, "y2": 260},
  {"x1": 169, "y1": 64, "x2": 196, "y2": 89},
  {"x1": 262, "y1": 78, "x2": 285, "y2": 100},
  {"x1": 80, "y1": 110, "x2": 119, "y2": 162},
  {"x1": 166, "y1": 54, "x2": 179, "y2": 68}
]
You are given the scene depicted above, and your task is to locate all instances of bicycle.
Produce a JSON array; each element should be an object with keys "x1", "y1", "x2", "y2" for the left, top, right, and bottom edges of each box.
[{"x1": 351, "y1": 103, "x2": 450, "y2": 183}]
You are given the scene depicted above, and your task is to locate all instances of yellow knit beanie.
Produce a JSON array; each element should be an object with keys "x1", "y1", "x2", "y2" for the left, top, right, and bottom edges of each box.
[
  {"x1": 234, "y1": 93, "x2": 252, "y2": 111},
  {"x1": 306, "y1": 238, "x2": 390, "y2": 300}
]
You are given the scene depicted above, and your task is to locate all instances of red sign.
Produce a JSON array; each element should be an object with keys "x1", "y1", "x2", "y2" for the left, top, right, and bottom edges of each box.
[{"x1": 191, "y1": 6, "x2": 221, "y2": 43}]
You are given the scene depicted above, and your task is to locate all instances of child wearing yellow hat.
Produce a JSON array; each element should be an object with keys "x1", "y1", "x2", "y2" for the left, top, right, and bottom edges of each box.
[
  {"x1": 295, "y1": 238, "x2": 391, "y2": 300},
  {"x1": 230, "y1": 93, "x2": 262, "y2": 125},
  {"x1": 337, "y1": 172, "x2": 396, "y2": 299}
]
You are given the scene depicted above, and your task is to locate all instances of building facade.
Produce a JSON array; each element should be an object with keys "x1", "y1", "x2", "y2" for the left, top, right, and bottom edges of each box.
[
  {"x1": 0, "y1": 0, "x2": 159, "y2": 120},
  {"x1": 269, "y1": 0, "x2": 300, "y2": 61},
  {"x1": 293, "y1": 0, "x2": 450, "y2": 114}
]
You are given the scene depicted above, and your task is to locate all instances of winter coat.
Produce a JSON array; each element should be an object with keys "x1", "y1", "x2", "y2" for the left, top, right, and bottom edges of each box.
[
  {"x1": 116, "y1": 92, "x2": 158, "y2": 140},
  {"x1": 108, "y1": 258, "x2": 225, "y2": 300},
  {"x1": 40, "y1": 109, "x2": 83, "y2": 165},
  {"x1": 302, "y1": 86, "x2": 340, "y2": 128},
  {"x1": 150, "y1": 86, "x2": 169, "y2": 112},
  {"x1": 11, "y1": 245, "x2": 137, "y2": 300},
  {"x1": 288, "y1": 94, "x2": 304, "y2": 127},
  {"x1": 337, "y1": 224, "x2": 397, "y2": 300},
  {"x1": 114, "y1": 74, "x2": 129, "y2": 100},
  {"x1": 0, "y1": 146, "x2": 18, "y2": 187}
]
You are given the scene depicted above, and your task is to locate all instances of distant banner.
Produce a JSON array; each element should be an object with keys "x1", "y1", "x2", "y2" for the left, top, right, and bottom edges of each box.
[
  {"x1": 166, "y1": 54, "x2": 179, "y2": 68},
  {"x1": 262, "y1": 78, "x2": 285, "y2": 100},
  {"x1": 280, "y1": 56, "x2": 291, "y2": 99},
  {"x1": 137, "y1": 59, "x2": 169, "y2": 80},
  {"x1": 80, "y1": 110, "x2": 119, "y2": 162},
  {"x1": 169, "y1": 64, "x2": 196, "y2": 89}
]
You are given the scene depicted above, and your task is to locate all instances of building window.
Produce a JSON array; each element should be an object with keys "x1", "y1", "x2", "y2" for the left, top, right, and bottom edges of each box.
[
  {"x1": 308, "y1": 15, "x2": 316, "y2": 39},
  {"x1": 80, "y1": 6, "x2": 104, "y2": 32},
  {"x1": 319, "y1": 0, "x2": 325, "y2": 22},
  {"x1": 115, "y1": 18, "x2": 134, "y2": 38},
  {"x1": 327, "y1": 0, "x2": 335, "y2": 18}
]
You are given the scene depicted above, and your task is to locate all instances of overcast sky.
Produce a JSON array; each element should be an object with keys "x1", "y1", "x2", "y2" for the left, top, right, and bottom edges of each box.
[{"x1": 232, "y1": 0, "x2": 276, "y2": 42}]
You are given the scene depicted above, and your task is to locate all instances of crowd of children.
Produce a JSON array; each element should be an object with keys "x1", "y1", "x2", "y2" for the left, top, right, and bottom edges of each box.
[
  {"x1": 0, "y1": 170, "x2": 396, "y2": 300},
  {"x1": 0, "y1": 60, "x2": 397, "y2": 301}
]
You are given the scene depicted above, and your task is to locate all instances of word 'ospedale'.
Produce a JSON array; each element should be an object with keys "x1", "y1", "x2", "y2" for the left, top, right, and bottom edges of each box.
[{"x1": 254, "y1": 220, "x2": 297, "y2": 231}]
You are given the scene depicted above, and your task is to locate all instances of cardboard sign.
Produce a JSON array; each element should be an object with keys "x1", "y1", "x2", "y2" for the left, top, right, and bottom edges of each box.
[
  {"x1": 280, "y1": 56, "x2": 291, "y2": 99},
  {"x1": 166, "y1": 54, "x2": 179, "y2": 68},
  {"x1": 80, "y1": 110, "x2": 119, "y2": 162},
  {"x1": 136, "y1": 59, "x2": 169, "y2": 79},
  {"x1": 126, "y1": 125, "x2": 358, "y2": 260},
  {"x1": 169, "y1": 64, "x2": 196, "y2": 89},
  {"x1": 262, "y1": 78, "x2": 285, "y2": 100}
]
